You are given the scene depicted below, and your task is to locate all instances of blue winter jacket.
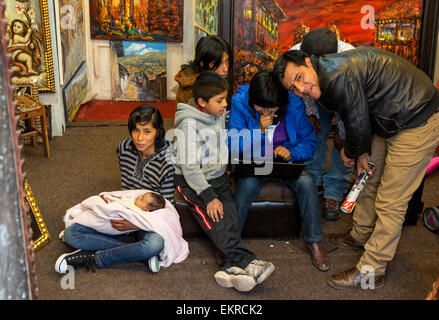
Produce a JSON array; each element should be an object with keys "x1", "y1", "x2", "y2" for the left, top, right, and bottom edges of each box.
[{"x1": 227, "y1": 85, "x2": 317, "y2": 162}]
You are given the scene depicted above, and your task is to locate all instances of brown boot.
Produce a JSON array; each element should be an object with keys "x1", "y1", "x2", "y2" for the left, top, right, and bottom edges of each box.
[
  {"x1": 304, "y1": 241, "x2": 329, "y2": 272},
  {"x1": 325, "y1": 232, "x2": 364, "y2": 250},
  {"x1": 327, "y1": 267, "x2": 385, "y2": 290}
]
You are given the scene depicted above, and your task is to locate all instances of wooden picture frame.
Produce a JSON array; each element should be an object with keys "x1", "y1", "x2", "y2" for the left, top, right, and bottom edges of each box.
[
  {"x1": 24, "y1": 179, "x2": 50, "y2": 252},
  {"x1": 4, "y1": 0, "x2": 56, "y2": 93}
]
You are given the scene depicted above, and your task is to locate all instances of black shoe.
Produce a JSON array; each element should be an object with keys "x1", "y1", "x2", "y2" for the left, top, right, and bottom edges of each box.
[
  {"x1": 55, "y1": 249, "x2": 97, "y2": 273},
  {"x1": 323, "y1": 198, "x2": 341, "y2": 221}
]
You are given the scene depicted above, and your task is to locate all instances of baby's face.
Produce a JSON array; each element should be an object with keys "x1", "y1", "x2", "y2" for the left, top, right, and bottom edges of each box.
[{"x1": 134, "y1": 193, "x2": 153, "y2": 212}]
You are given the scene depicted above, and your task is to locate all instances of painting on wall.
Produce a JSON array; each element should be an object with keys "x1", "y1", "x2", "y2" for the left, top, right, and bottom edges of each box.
[
  {"x1": 110, "y1": 41, "x2": 167, "y2": 102},
  {"x1": 194, "y1": 26, "x2": 208, "y2": 50},
  {"x1": 56, "y1": 0, "x2": 86, "y2": 85},
  {"x1": 231, "y1": 0, "x2": 423, "y2": 90},
  {"x1": 4, "y1": 0, "x2": 55, "y2": 92},
  {"x1": 90, "y1": 0, "x2": 183, "y2": 42},
  {"x1": 195, "y1": 0, "x2": 219, "y2": 35},
  {"x1": 63, "y1": 61, "x2": 88, "y2": 124}
]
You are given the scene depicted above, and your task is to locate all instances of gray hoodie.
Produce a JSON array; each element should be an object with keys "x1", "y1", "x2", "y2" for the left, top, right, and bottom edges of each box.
[{"x1": 172, "y1": 100, "x2": 229, "y2": 204}]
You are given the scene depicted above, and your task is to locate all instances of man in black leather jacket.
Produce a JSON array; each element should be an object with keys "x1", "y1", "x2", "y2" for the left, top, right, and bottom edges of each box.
[{"x1": 273, "y1": 47, "x2": 439, "y2": 290}]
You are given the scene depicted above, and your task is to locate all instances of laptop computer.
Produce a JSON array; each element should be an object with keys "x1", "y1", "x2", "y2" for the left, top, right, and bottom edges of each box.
[{"x1": 231, "y1": 157, "x2": 306, "y2": 180}]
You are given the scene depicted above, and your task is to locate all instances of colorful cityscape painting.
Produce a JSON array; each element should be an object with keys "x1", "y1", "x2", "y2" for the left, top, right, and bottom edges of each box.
[{"x1": 90, "y1": 0, "x2": 183, "y2": 42}]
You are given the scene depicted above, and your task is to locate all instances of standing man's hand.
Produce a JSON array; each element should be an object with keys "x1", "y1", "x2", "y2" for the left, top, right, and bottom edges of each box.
[
  {"x1": 356, "y1": 153, "x2": 375, "y2": 178},
  {"x1": 340, "y1": 147, "x2": 355, "y2": 167}
]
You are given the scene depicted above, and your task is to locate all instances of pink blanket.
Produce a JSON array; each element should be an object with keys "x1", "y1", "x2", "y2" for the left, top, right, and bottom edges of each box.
[{"x1": 64, "y1": 189, "x2": 189, "y2": 268}]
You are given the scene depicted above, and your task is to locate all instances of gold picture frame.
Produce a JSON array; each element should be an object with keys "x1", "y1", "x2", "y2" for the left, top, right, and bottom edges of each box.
[
  {"x1": 24, "y1": 179, "x2": 51, "y2": 252},
  {"x1": 5, "y1": 0, "x2": 56, "y2": 93}
]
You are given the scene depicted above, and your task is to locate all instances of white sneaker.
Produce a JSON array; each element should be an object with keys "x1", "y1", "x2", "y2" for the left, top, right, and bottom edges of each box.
[
  {"x1": 245, "y1": 259, "x2": 275, "y2": 284},
  {"x1": 214, "y1": 266, "x2": 256, "y2": 292},
  {"x1": 148, "y1": 255, "x2": 160, "y2": 273}
]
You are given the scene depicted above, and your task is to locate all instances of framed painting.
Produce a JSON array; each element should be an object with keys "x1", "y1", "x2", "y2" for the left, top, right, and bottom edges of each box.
[
  {"x1": 90, "y1": 0, "x2": 183, "y2": 42},
  {"x1": 4, "y1": 0, "x2": 55, "y2": 92},
  {"x1": 194, "y1": 26, "x2": 208, "y2": 50},
  {"x1": 195, "y1": 0, "x2": 219, "y2": 35},
  {"x1": 110, "y1": 41, "x2": 167, "y2": 102},
  {"x1": 56, "y1": 0, "x2": 86, "y2": 85},
  {"x1": 24, "y1": 179, "x2": 51, "y2": 252},
  {"x1": 225, "y1": 0, "x2": 426, "y2": 91},
  {"x1": 63, "y1": 61, "x2": 88, "y2": 124}
]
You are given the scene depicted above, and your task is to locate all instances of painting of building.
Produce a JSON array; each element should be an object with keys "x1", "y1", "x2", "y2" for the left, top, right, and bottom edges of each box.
[
  {"x1": 374, "y1": 0, "x2": 423, "y2": 65},
  {"x1": 90, "y1": 0, "x2": 183, "y2": 42}
]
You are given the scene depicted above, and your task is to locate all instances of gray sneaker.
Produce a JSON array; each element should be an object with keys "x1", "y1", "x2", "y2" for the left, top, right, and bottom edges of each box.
[
  {"x1": 245, "y1": 259, "x2": 275, "y2": 284},
  {"x1": 214, "y1": 266, "x2": 257, "y2": 292}
]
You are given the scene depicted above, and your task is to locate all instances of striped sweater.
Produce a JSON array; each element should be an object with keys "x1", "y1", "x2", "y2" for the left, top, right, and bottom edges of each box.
[{"x1": 117, "y1": 139, "x2": 175, "y2": 203}]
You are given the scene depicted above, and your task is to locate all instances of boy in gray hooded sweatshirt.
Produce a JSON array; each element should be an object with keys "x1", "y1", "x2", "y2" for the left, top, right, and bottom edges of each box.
[{"x1": 173, "y1": 71, "x2": 275, "y2": 292}]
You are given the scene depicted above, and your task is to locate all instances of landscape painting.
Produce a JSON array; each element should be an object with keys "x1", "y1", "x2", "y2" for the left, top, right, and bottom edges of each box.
[
  {"x1": 63, "y1": 62, "x2": 88, "y2": 124},
  {"x1": 110, "y1": 41, "x2": 167, "y2": 102},
  {"x1": 90, "y1": 0, "x2": 183, "y2": 42},
  {"x1": 58, "y1": 0, "x2": 86, "y2": 85}
]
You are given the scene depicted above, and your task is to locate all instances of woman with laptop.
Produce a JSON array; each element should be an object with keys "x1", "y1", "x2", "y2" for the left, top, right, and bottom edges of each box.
[{"x1": 227, "y1": 70, "x2": 329, "y2": 272}]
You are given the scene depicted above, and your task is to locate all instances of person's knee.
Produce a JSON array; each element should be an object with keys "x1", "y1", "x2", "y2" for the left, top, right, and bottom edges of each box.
[
  {"x1": 142, "y1": 232, "x2": 164, "y2": 252},
  {"x1": 63, "y1": 223, "x2": 82, "y2": 244},
  {"x1": 235, "y1": 178, "x2": 261, "y2": 197}
]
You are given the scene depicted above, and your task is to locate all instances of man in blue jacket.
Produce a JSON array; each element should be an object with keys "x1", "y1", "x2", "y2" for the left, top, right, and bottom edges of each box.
[{"x1": 228, "y1": 70, "x2": 328, "y2": 272}]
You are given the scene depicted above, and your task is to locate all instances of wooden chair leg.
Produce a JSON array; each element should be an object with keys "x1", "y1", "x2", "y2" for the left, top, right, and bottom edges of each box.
[
  {"x1": 29, "y1": 118, "x2": 37, "y2": 148},
  {"x1": 40, "y1": 114, "x2": 50, "y2": 158}
]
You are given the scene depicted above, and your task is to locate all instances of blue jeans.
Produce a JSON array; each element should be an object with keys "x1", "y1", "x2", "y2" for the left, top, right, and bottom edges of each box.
[
  {"x1": 233, "y1": 170, "x2": 322, "y2": 243},
  {"x1": 305, "y1": 103, "x2": 353, "y2": 202},
  {"x1": 64, "y1": 223, "x2": 164, "y2": 268}
]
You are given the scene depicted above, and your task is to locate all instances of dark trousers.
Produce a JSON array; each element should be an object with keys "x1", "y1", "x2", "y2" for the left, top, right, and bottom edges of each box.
[{"x1": 175, "y1": 174, "x2": 256, "y2": 269}]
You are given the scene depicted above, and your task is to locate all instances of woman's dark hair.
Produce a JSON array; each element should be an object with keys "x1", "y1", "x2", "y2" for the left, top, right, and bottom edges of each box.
[
  {"x1": 272, "y1": 50, "x2": 309, "y2": 89},
  {"x1": 193, "y1": 71, "x2": 229, "y2": 103},
  {"x1": 148, "y1": 192, "x2": 166, "y2": 211},
  {"x1": 128, "y1": 104, "x2": 165, "y2": 151},
  {"x1": 184, "y1": 35, "x2": 231, "y2": 74},
  {"x1": 248, "y1": 70, "x2": 287, "y2": 120}
]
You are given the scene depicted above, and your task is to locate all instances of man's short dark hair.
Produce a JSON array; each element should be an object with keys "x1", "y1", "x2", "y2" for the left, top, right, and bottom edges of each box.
[
  {"x1": 148, "y1": 192, "x2": 166, "y2": 211},
  {"x1": 193, "y1": 71, "x2": 229, "y2": 103},
  {"x1": 272, "y1": 50, "x2": 309, "y2": 88}
]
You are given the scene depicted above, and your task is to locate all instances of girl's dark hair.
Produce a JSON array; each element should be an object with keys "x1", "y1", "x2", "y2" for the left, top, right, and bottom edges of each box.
[
  {"x1": 184, "y1": 35, "x2": 231, "y2": 74},
  {"x1": 128, "y1": 104, "x2": 165, "y2": 150},
  {"x1": 193, "y1": 71, "x2": 229, "y2": 103},
  {"x1": 148, "y1": 192, "x2": 166, "y2": 211},
  {"x1": 248, "y1": 70, "x2": 287, "y2": 120}
]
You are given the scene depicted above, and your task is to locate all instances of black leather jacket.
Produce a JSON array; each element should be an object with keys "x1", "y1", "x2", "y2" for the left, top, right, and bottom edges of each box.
[{"x1": 315, "y1": 47, "x2": 439, "y2": 159}]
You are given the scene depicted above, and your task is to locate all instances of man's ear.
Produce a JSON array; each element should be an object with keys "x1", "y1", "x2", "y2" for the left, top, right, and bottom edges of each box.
[{"x1": 305, "y1": 57, "x2": 313, "y2": 68}]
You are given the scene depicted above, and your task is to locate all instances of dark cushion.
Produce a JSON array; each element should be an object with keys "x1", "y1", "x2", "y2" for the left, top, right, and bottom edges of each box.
[{"x1": 174, "y1": 179, "x2": 301, "y2": 239}]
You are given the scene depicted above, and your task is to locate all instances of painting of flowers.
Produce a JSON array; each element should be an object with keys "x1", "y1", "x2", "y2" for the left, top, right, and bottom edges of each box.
[{"x1": 4, "y1": 0, "x2": 55, "y2": 92}]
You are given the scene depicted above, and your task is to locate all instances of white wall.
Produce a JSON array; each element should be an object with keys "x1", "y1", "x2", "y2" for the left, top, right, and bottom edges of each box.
[
  {"x1": 85, "y1": 0, "x2": 195, "y2": 101},
  {"x1": 38, "y1": 0, "x2": 65, "y2": 137},
  {"x1": 47, "y1": 0, "x2": 195, "y2": 137}
]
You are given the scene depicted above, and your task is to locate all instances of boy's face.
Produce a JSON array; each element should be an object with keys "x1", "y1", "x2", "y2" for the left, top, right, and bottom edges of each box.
[
  {"x1": 197, "y1": 90, "x2": 228, "y2": 117},
  {"x1": 134, "y1": 192, "x2": 153, "y2": 212},
  {"x1": 281, "y1": 58, "x2": 321, "y2": 100}
]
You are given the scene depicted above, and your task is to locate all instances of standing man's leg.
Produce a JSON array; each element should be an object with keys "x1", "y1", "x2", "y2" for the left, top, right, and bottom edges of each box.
[{"x1": 328, "y1": 111, "x2": 439, "y2": 289}]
